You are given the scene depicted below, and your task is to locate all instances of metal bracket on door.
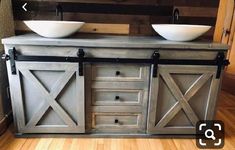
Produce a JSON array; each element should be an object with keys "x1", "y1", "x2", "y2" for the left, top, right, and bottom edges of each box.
[
  {"x1": 152, "y1": 51, "x2": 160, "y2": 77},
  {"x1": 77, "y1": 48, "x2": 85, "y2": 76},
  {"x1": 2, "y1": 48, "x2": 17, "y2": 74},
  {"x1": 215, "y1": 52, "x2": 230, "y2": 78}
]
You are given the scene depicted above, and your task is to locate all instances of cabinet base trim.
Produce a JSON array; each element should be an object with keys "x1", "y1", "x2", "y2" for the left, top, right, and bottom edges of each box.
[{"x1": 14, "y1": 133, "x2": 196, "y2": 138}]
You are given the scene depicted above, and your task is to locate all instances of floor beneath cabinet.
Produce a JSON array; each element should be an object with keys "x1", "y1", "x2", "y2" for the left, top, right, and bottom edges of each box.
[{"x1": 0, "y1": 90, "x2": 235, "y2": 150}]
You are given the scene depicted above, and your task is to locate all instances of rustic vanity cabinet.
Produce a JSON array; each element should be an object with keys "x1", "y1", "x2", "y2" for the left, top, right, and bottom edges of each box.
[{"x1": 2, "y1": 34, "x2": 228, "y2": 136}]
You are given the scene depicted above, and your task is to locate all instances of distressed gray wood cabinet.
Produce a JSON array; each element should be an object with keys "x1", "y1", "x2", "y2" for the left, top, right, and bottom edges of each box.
[{"x1": 2, "y1": 34, "x2": 228, "y2": 136}]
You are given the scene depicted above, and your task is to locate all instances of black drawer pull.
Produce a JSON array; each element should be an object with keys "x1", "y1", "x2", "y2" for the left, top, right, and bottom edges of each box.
[
  {"x1": 115, "y1": 71, "x2": 121, "y2": 76},
  {"x1": 114, "y1": 119, "x2": 119, "y2": 124},
  {"x1": 115, "y1": 96, "x2": 120, "y2": 100}
]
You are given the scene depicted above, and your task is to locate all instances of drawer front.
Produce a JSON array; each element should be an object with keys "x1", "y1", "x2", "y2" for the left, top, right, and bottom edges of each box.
[
  {"x1": 93, "y1": 113, "x2": 139, "y2": 127},
  {"x1": 92, "y1": 113, "x2": 143, "y2": 133},
  {"x1": 92, "y1": 64, "x2": 147, "y2": 81},
  {"x1": 92, "y1": 89, "x2": 143, "y2": 106}
]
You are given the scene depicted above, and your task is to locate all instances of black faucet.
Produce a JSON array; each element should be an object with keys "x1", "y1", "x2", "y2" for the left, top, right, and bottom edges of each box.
[
  {"x1": 56, "y1": 4, "x2": 63, "y2": 21},
  {"x1": 172, "y1": 8, "x2": 179, "y2": 24}
]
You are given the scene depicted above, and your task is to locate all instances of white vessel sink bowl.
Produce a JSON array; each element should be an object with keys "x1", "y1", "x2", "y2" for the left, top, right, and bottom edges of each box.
[
  {"x1": 152, "y1": 24, "x2": 211, "y2": 42},
  {"x1": 24, "y1": 20, "x2": 85, "y2": 38}
]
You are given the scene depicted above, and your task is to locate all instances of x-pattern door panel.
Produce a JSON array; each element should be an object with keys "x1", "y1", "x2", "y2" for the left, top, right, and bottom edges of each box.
[
  {"x1": 14, "y1": 62, "x2": 85, "y2": 133},
  {"x1": 147, "y1": 65, "x2": 221, "y2": 134}
]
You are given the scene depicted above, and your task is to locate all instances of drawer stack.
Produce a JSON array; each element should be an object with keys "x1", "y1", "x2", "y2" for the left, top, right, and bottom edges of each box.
[{"x1": 88, "y1": 64, "x2": 150, "y2": 133}]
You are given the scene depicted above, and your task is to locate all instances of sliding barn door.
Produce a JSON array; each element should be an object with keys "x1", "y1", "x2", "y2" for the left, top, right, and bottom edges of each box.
[
  {"x1": 10, "y1": 62, "x2": 85, "y2": 133},
  {"x1": 147, "y1": 65, "x2": 221, "y2": 134}
]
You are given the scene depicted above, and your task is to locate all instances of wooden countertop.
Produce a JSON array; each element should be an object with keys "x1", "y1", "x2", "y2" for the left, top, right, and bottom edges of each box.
[{"x1": 2, "y1": 33, "x2": 228, "y2": 51}]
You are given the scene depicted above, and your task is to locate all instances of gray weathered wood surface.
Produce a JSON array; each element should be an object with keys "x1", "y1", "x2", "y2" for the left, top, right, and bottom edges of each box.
[
  {"x1": 10, "y1": 45, "x2": 223, "y2": 60},
  {"x1": 2, "y1": 34, "x2": 228, "y2": 50}
]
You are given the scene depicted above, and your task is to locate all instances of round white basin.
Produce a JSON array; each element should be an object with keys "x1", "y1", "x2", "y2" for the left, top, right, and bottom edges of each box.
[
  {"x1": 24, "y1": 20, "x2": 85, "y2": 38},
  {"x1": 152, "y1": 24, "x2": 211, "y2": 42}
]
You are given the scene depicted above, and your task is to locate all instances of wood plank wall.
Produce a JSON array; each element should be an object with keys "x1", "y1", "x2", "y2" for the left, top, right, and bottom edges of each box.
[
  {"x1": 215, "y1": 0, "x2": 235, "y2": 95},
  {"x1": 12, "y1": 0, "x2": 219, "y2": 39}
]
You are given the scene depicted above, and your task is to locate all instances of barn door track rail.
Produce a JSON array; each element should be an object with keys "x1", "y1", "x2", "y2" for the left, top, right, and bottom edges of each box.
[{"x1": 1, "y1": 47, "x2": 229, "y2": 79}]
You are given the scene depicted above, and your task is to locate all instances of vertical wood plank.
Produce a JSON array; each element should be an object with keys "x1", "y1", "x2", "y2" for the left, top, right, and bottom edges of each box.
[
  {"x1": 214, "y1": 0, "x2": 234, "y2": 42},
  {"x1": 85, "y1": 64, "x2": 92, "y2": 132},
  {"x1": 76, "y1": 67, "x2": 85, "y2": 131},
  {"x1": 227, "y1": 38, "x2": 235, "y2": 74},
  {"x1": 147, "y1": 64, "x2": 159, "y2": 133},
  {"x1": 4, "y1": 46, "x2": 19, "y2": 132},
  {"x1": 227, "y1": 11, "x2": 235, "y2": 47},
  {"x1": 205, "y1": 74, "x2": 221, "y2": 119},
  {"x1": 221, "y1": 0, "x2": 235, "y2": 44},
  {"x1": 10, "y1": 67, "x2": 26, "y2": 132}
]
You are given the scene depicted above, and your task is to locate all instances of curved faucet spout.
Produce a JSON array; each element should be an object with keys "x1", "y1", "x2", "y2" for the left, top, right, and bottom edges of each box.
[
  {"x1": 172, "y1": 8, "x2": 179, "y2": 24},
  {"x1": 56, "y1": 4, "x2": 63, "y2": 21}
]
